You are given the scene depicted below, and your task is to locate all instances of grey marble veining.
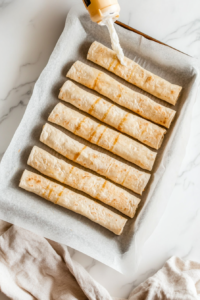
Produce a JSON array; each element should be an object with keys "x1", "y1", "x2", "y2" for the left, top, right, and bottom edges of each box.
[{"x1": 0, "y1": 0, "x2": 200, "y2": 299}]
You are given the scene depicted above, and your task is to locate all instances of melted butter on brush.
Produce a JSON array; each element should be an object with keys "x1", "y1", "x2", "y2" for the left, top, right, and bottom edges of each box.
[{"x1": 102, "y1": 17, "x2": 126, "y2": 66}]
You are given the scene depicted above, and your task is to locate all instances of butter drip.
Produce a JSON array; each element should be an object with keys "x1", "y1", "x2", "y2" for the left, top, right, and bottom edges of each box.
[{"x1": 102, "y1": 17, "x2": 126, "y2": 66}]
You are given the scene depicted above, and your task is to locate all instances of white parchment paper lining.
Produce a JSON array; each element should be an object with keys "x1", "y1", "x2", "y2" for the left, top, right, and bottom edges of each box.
[{"x1": 0, "y1": 6, "x2": 200, "y2": 273}]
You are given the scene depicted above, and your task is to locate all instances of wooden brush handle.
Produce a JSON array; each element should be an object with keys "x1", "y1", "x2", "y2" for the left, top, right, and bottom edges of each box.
[{"x1": 115, "y1": 20, "x2": 188, "y2": 56}]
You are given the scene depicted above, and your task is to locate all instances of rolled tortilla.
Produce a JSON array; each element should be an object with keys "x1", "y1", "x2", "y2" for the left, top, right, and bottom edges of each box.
[
  {"x1": 40, "y1": 124, "x2": 150, "y2": 195},
  {"x1": 67, "y1": 61, "x2": 176, "y2": 129},
  {"x1": 19, "y1": 170, "x2": 127, "y2": 235},
  {"x1": 49, "y1": 103, "x2": 157, "y2": 171},
  {"x1": 59, "y1": 80, "x2": 166, "y2": 150},
  {"x1": 28, "y1": 146, "x2": 140, "y2": 218},
  {"x1": 87, "y1": 41, "x2": 182, "y2": 106}
]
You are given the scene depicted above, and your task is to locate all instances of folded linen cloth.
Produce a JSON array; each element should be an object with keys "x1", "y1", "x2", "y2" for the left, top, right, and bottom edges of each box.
[
  {"x1": 0, "y1": 221, "x2": 112, "y2": 300},
  {"x1": 0, "y1": 220, "x2": 200, "y2": 300},
  {"x1": 129, "y1": 257, "x2": 200, "y2": 300}
]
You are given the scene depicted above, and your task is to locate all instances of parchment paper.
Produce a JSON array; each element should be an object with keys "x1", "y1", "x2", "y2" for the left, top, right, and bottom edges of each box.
[{"x1": 0, "y1": 6, "x2": 200, "y2": 273}]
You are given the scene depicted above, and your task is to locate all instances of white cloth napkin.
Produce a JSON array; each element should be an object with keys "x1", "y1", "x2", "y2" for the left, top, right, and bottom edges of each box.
[
  {"x1": 0, "y1": 220, "x2": 200, "y2": 300},
  {"x1": 129, "y1": 257, "x2": 200, "y2": 300}
]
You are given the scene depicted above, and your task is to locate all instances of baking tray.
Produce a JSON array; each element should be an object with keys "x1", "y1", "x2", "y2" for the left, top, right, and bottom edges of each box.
[{"x1": 0, "y1": 6, "x2": 199, "y2": 273}]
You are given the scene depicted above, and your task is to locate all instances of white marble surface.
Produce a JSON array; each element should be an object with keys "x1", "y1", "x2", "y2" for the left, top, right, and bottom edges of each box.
[{"x1": 1, "y1": 0, "x2": 200, "y2": 298}]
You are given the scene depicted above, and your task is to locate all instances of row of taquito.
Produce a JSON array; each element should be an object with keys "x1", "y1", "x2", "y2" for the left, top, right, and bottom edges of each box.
[{"x1": 20, "y1": 41, "x2": 180, "y2": 235}]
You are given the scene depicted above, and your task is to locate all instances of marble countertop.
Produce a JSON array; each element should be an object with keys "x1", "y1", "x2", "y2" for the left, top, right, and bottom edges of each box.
[{"x1": 1, "y1": 0, "x2": 200, "y2": 298}]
